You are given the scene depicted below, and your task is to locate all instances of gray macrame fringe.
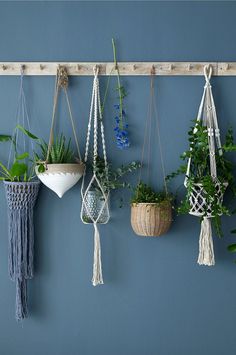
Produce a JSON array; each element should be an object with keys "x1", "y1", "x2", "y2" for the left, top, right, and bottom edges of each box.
[{"x1": 4, "y1": 181, "x2": 40, "y2": 321}]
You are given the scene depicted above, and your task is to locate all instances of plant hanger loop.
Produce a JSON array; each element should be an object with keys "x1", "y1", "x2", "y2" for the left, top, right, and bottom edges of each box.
[
  {"x1": 204, "y1": 64, "x2": 212, "y2": 85},
  {"x1": 46, "y1": 66, "x2": 82, "y2": 165}
]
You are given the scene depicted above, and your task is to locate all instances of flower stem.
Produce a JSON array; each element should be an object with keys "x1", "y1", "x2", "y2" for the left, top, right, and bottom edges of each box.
[{"x1": 112, "y1": 38, "x2": 123, "y2": 130}]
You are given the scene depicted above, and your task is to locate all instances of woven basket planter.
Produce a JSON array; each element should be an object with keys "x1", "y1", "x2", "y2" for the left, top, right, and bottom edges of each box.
[
  {"x1": 36, "y1": 163, "x2": 84, "y2": 198},
  {"x1": 188, "y1": 181, "x2": 228, "y2": 218},
  {"x1": 4, "y1": 181, "x2": 40, "y2": 320},
  {"x1": 131, "y1": 201, "x2": 172, "y2": 237}
]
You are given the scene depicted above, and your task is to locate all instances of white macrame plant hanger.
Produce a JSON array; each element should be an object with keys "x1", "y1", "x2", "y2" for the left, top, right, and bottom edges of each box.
[
  {"x1": 184, "y1": 65, "x2": 225, "y2": 266},
  {"x1": 80, "y1": 67, "x2": 110, "y2": 286}
]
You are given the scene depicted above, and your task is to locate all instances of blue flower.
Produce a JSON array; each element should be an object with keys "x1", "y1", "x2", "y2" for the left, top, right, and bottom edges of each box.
[{"x1": 113, "y1": 103, "x2": 130, "y2": 149}]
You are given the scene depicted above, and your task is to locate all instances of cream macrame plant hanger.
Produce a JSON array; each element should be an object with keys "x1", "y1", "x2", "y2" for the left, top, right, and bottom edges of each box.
[
  {"x1": 184, "y1": 65, "x2": 224, "y2": 266},
  {"x1": 80, "y1": 66, "x2": 110, "y2": 286}
]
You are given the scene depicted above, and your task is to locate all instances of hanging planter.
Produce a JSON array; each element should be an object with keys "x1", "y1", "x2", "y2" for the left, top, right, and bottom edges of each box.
[
  {"x1": 80, "y1": 66, "x2": 110, "y2": 286},
  {"x1": 36, "y1": 162, "x2": 84, "y2": 198},
  {"x1": 131, "y1": 201, "x2": 172, "y2": 237},
  {"x1": 0, "y1": 68, "x2": 40, "y2": 320},
  {"x1": 166, "y1": 65, "x2": 236, "y2": 266},
  {"x1": 130, "y1": 69, "x2": 173, "y2": 237},
  {"x1": 35, "y1": 66, "x2": 84, "y2": 198},
  {"x1": 131, "y1": 183, "x2": 172, "y2": 237}
]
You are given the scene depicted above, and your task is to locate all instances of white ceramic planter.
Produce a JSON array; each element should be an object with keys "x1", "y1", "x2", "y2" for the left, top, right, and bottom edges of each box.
[{"x1": 36, "y1": 163, "x2": 84, "y2": 198}]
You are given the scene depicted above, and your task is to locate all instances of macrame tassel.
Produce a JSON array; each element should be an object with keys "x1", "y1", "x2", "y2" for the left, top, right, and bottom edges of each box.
[
  {"x1": 16, "y1": 278, "x2": 28, "y2": 321},
  {"x1": 197, "y1": 217, "x2": 215, "y2": 266},
  {"x1": 8, "y1": 209, "x2": 34, "y2": 281},
  {"x1": 92, "y1": 223, "x2": 104, "y2": 286},
  {"x1": 7, "y1": 208, "x2": 34, "y2": 320}
]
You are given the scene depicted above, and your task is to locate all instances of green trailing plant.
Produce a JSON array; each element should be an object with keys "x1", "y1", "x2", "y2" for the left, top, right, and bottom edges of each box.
[
  {"x1": 0, "y1": 125, "x2": 38, "y2": 182},
  {"x1": 131, "y1": 182, "x2": 172, "y2": 204},
  {"x1": 227, "y1": 233, "x2": 236, "y2": 257},
  {"x1": 34, "y1": 134, "x2": 76, "y2": 173},
  {"x1": 166, "y1": 120, "x2": 236, "y2": 236},
  {"x1": 227, "y1": 216, "x2": 236, "y2": 259},
  {"x1": 92, "y1": 156, "x2": 141, "y2": 194}
]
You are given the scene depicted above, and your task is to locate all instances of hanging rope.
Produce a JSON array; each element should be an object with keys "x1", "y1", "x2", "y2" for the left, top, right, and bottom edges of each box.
[
  {"x1": 185, "y1": 65, "x2": 224, "y2": 266},
  {"x1": 138, "y1": 68, "x2": 168, "y2": 195},
  {"x1": 8, "y1": 66, "x2": 34, "y2": 169},
  {"x1": 80, "y1": 66, "x2": 110, "y2": 286},
  {"x1": 46, "y1": 66, "x2": 82, "y2": 165}
]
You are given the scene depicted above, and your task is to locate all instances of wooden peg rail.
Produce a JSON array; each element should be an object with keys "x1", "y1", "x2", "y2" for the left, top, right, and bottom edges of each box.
[{"x1": 0, "y1": 62, "x2": 236, "y2": 76}]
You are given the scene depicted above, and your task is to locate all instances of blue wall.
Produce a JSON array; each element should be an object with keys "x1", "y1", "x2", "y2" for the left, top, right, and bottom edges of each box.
[{"x1": 0, "y1": 1, "x2": 236, "y2": 355}]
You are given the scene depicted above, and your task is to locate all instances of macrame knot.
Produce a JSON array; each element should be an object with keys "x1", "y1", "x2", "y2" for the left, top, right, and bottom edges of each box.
[
  {"x1": 215, "y1": 128, "x2": 220, "y2": 137},
  {"x1": 93, "y1": 65, "x2": 100, "y2": 77},
  {"x1": 208, "y1": 128, "x2": 214, "y2": 137},
  {"x1": 57, "y1": 66, "x2": 68, "y2": 89}
]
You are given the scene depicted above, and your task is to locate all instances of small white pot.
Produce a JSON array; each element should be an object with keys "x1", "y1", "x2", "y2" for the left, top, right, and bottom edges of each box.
[{"x1": 36, "y1": 163, "x2": 84, "y2": 198}]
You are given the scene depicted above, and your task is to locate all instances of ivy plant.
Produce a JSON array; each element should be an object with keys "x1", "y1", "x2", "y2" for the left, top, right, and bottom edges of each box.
[
  {"x1": 131, "y1": 182, "x2": 172, "y2": 204},
  {"x1": 92, "y1": 156, "x2": 141, "y2": 195},
  {"x1": 166, "y1": 120, "x2": 236, "y2": 236}
]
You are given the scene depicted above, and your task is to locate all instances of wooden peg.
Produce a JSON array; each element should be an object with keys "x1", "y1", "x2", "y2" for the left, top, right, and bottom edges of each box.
[{"x1": 224, "y1": 63, "x2": 230, "y2": 71}]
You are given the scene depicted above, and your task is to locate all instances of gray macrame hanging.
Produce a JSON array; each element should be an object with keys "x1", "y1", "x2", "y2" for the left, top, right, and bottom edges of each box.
[
  {"x1": 4, "y1": 69, "x2": 40, "y2": 320},
  {"x1": 184, "y1": 65, "x2": 225, "y2": 266}
]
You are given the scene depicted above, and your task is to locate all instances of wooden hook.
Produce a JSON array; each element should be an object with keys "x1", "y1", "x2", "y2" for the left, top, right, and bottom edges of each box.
[{"x1": 151, "y1": 65, "x2": 156, "y2": 75}]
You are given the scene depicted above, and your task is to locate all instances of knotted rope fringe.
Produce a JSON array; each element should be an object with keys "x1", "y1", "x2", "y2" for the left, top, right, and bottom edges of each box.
[
  {"x1": 9, "y1": 209, "x2": 34, "y2": 320},
  {"x1": 197, "y1": 218, "x2": 215, "y2": 266},
  {"x1": 4, "y1": 181, "x2": 40, "y2": 321},
  {"x1": 92, "y1": 223, "x2": 104, "y2": 286}
]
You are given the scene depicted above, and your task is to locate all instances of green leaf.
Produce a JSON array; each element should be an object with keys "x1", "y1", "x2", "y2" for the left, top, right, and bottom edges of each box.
[
  {"x1": 228, "y1": 244, "x2": 236, "y2": 252},
  {"x1": 15, "y1": 152, "x2": 29, "y2": 160},
  {"x1": 16, "y1": 125, "x2": 38, "y2": 140},
  {"x1": 10, "y1": 162, "x2": 27, "y2": 177},
  {"x1": 0, "y1": 161, "x2": 11, "y2": 177},
  {"x1": 0, "y1": 135, "x2": 11, "y2": 142},
  {"x1": 37, "y1": 164, "x2": 46, "y2": 173},
  {"x1": 231, "y1": 229, "x2": 236, "y2": 234}
]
